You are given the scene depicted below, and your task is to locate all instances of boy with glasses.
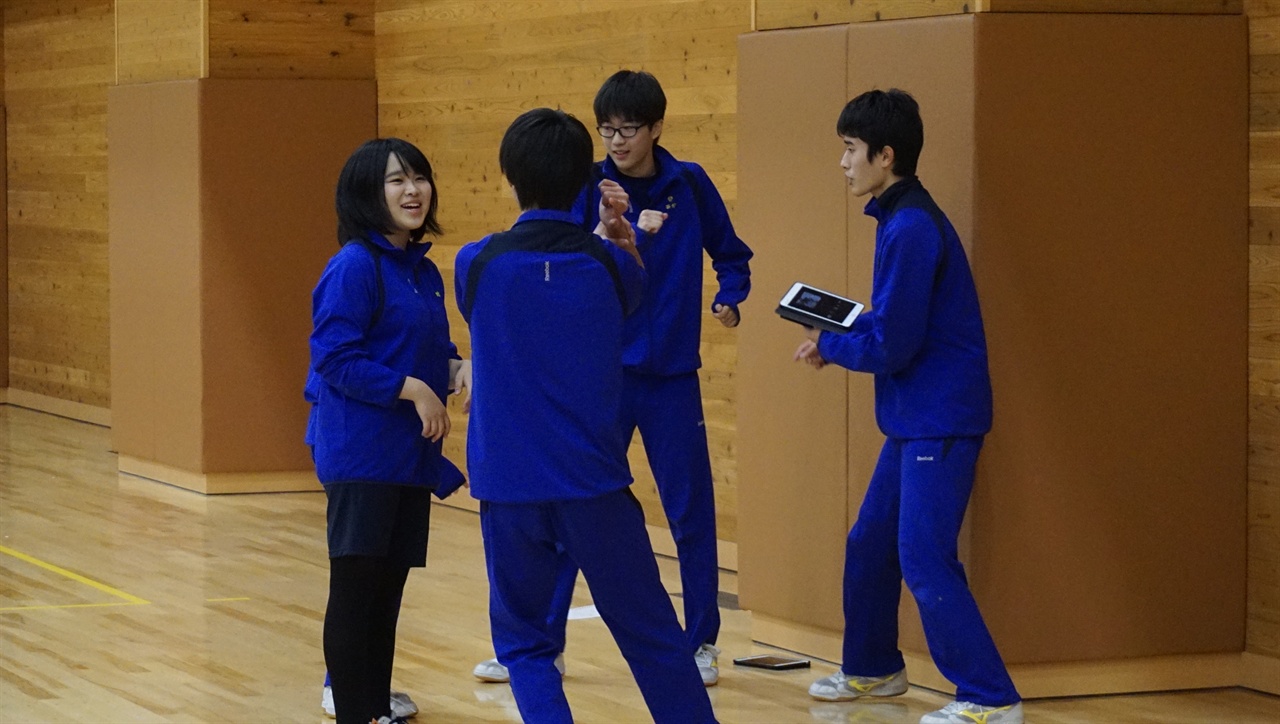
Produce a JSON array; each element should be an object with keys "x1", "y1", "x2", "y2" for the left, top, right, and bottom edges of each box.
[{"x1": 471, "y1": 70, "x2": 752, "y2": 687}]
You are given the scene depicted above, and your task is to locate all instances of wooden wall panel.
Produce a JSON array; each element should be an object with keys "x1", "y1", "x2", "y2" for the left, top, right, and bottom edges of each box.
[
  {"x1": 1249, "y1": 0, "x2": 1280, "y2": 664},
  {"x1": 755, "y1": 0, "x2": 1242, "y2": 31},
  {"x1": 206, "y1": 0, "x2": 374, "y2": 79},
  {"x1": 377, "y1": 0, "x2": 751, "y2": 538},
  {"x1": 1, "y1": 19, "x2": 7, "y2": 392},
  {"x1": 5, "y1": 0, "x2": 114, "y2": 408},
  {"x1": 981, "y1": 0, "x2": 1242, "y2": 11},
  {"x1": 756, "y1": 0, "x2": 971, "y2": 30},
  {"x1": 115, "y1": 0, "x2": 206, "y2": 84}
]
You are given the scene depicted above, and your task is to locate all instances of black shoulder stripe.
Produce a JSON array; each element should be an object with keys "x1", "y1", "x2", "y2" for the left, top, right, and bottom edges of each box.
[
  {"x1": 464, "y1": 224, "x2": 628, "y2": 316},
  {"x1": 576, "y1": 236, "x2": 628, "y2": 313},
  {"x1": 680, "y1": 166, "x2": 703, "y2": 214}
]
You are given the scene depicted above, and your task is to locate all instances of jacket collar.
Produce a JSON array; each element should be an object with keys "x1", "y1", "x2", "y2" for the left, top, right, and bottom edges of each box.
[
  {"x1": 863, "y1": 176, "x2": 922, "y2": 222},
  {"x1": 515, "y1": 208, "x2": 582, "y2": 227},
  {"x1": 599, "y1": 143, "x2": 680, "y2": 189},
  {"x1": 366, "y1": 230, "x2": 432, "y2": 261}
]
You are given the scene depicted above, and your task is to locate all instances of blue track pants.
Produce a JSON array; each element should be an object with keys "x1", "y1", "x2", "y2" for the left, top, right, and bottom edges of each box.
[
  {"x1": 541, "y1": 371, "x2": 721, "y2": 654},
  {"x1": 481, "y1": 489, "x2": 717, "y2": 724},
  {"x1": 842, "y1": 437, "x2": 1020, "y2": 707}
]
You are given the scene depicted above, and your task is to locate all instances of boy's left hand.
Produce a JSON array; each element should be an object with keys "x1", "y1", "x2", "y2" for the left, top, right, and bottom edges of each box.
[
  {"x1": 638, "y1": 209, "x2": 668, "y2": 234},
  {"x1": 712, "y1": 303, "x2": 739, "y2": 328}
]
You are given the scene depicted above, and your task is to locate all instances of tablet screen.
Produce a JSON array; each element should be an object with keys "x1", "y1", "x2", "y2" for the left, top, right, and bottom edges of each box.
[{"x1": 791, "y1": 286, "x2": 857, "y2": 322}]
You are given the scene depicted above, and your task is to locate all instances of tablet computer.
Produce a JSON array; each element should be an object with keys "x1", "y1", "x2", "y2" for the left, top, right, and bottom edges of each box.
[
  {"x1": 732, "y1": 654, "x2": 811, "y2": 670},
  {"x1": 775, "y1": 282, "x2": 864, "y2": 333}
]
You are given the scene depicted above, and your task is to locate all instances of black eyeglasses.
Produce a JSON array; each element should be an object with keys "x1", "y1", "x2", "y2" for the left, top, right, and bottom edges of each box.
[{"x1": 596, "y1": 124, "x2": 646, "y2": 139}]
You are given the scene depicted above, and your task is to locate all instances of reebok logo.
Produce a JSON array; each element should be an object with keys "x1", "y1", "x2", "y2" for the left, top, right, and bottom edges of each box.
[{"x1": 916, "y1": 456, "x2": 934, "y2": 462}]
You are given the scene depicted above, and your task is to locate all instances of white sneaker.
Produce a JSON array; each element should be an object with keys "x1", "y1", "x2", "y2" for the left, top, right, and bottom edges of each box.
[
  {"x1": 695, "y1": 643, "x2": 721, "y2": 686},
  {"x1": 321, "y1": 685, "x2": 335, "y2": 718},
  {"x1": 320, "y1": 686, "x2": 418, "y2": 719},
  {"x1": 808, "y1": 668, "x2": 908, "y2": 701},
  {"x1": 920, "y1": 700, "x2": 1023, "y2": 724},
  {"x1": 472, "y1": 653, "x2": 565, "y2": 683}
]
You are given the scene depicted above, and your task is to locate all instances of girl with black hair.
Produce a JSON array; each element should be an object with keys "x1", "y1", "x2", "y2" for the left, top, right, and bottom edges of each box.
[{"x1": 305, "y1": 138, "x2": 470, "y2": 724}]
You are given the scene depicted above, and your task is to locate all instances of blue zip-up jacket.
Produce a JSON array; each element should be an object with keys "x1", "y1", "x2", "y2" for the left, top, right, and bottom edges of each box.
[
  {"x1": 572, "y1": 145, "x2": 752, "y2": 376},
  {"x1": 305, "y1": 231, "x2": 464, "y2": 491},
  {"x1": 817, "y1": 178, "x2": 993, "y2": 439},
  {"x1": 454, "y1": 209, "x2": 646, "y2": 503}
]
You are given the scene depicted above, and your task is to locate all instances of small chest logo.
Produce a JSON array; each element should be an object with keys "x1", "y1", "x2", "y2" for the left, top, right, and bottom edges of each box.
[
  {"x1": 664, "y1": 195, "x2": 677, "y2": 212},
  {"x1": 916, "y1": 456, "x2": 935, "y2": 462},
  {"x1": 545, "y1": 261, "x2": 551, "y2": 281}
]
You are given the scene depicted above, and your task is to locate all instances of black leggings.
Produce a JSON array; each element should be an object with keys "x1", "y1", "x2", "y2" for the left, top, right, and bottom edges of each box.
[{"x1": 324, "y1": 555, "x2": 411, "y2": 724}]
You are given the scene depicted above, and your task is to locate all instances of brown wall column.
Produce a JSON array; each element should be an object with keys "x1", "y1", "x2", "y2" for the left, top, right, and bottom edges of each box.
[
  {"x1": 738, "y1": 11, "x2": 1248, "y2": 697},
  {"x1": 109, "y1": 1, "x2": 376, "y2": 492}
]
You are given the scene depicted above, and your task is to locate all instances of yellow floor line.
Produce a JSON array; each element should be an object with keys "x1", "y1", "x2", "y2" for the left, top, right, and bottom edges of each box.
[
  {"x1": 0, "y1": 545, "x2": 150, "y2": 605},
  {"x1": 0, "y1": 601, "x2": 149, "y2": 612}
]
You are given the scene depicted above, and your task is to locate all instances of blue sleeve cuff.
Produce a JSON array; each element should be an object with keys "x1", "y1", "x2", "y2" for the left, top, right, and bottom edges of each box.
[{"x1": 432, "y1": 456, "x2": 467, "y2": 499}]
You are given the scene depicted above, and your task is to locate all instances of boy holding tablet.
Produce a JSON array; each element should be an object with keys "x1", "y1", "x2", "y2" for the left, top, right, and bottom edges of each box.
[
  {"x1": 455, "y1": 107, "x2": 717, "y2": 724},
  {"x1": 793, "y1": 90, "x2": 1023, "y2": 724}
]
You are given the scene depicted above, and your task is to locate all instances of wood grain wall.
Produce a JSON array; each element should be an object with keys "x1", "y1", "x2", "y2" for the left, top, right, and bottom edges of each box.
[
  {"x1": 205, "y1": 1, "x2": 374, "y2": 80},
  {"x1": 1, "y1": 12, "x2": 6, "y2": 393},
  {"x1": 4, "y1": 0, "x2": 374, "y2": 411},
  {"x1": 755, "y1": 0, "x2": 1243, "y2": 29},
  {"x1": 376, "y1": 0, "x2": 750, "y2": 539},
  {"x1": 1247, "y1": 0, "x2": 1280, "y2": 663},
  {"x1": 115, "y1": 0, "x2": 205, "y2": 84},
  {"x1": 115, "y1": 0, "x2": 375, "y2": 84},
  {"x1": 4, "y1": 0, "x2": 114, "y2": 408}
]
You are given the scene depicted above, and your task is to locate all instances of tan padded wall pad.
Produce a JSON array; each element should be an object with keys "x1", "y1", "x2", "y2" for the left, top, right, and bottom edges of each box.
[
  {"x1": 737, "y1": 25, "x2": 851, "y2": 632},
  {"x1": 970, "y1": 12, "x2": 1248, "y2": 663},
  {"x1": 109, "y1": 81, "x2": 204, "y2": 470},
  {"x1": 198, "y1": 79, "x2": 376, "y2": 473},
  {"x1": 737, "y1": 11, "x2": 1247, "y2": 668}
]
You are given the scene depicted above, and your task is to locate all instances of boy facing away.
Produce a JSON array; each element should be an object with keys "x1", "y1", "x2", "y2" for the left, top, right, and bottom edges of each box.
[
  {"x1": 472, "y1": 68, "x2": 753, "y2": 688},
  {"x1": 454, "y1": 107, "x2": 717, "y2": 724},
  {"x1": 794, "y1": 90, "x2": 1024, "y2": 724}
]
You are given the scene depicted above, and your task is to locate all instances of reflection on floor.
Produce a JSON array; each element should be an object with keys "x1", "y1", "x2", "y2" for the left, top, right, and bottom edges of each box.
[{"x1": 1, "y1": 405, "x2": 1277, "y2": 722}]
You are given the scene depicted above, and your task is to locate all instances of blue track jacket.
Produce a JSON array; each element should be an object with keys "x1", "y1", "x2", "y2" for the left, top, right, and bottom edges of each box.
[
  {"x1": 572, "y1": 145, "x2": 752, "y2": 376},
  {"x1": 454, "y1": 210, "x2": 646, "y2": 503},
  {"x1": 817, "y1": 178, "x2": 993, "y2": 439},
  {"x1": 305, "y1": 231, "x2": 463, "y2": 491}
]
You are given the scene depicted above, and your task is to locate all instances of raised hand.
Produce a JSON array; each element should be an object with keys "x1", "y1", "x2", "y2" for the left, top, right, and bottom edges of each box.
[{"x1": 638, "y1": 209, "x2": 668, "y2": 234}]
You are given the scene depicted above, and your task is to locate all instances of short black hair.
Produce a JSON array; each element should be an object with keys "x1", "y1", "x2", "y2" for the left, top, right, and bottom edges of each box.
[
  {"x1": 335, "y1": 137, "x2": 441, "y2": 245},
  {"x1": 837, "y1": 89, "x2": 924, "y2": 178},
  {"x1": 594, "y1": 70, "x2": 666, "y2": 126},
  {"x1": 500, "y1": 108, "x2": 594, "y2": 211}
]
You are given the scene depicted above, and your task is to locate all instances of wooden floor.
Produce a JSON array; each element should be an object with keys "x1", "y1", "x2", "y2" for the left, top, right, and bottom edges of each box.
[{"x1": 1, "y1": 405, "x2": 1278, "y2": 723}]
